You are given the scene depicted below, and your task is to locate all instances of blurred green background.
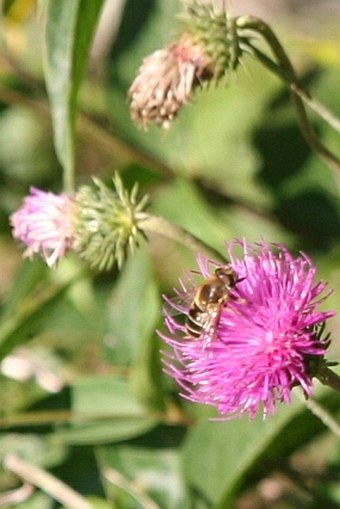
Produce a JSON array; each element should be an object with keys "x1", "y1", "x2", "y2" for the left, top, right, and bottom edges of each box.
[{"x1": 1, "y1": 1, "x2": 340, "y2": 508}]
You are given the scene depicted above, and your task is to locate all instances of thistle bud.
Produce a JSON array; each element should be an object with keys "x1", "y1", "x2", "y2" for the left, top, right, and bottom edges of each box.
[{"x1": 74, "y1": 175, "x2": 149, "y2": 271}]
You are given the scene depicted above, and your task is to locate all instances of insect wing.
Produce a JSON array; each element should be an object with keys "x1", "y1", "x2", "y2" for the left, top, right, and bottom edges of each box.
[{"x1": 162, "y1": 292, "x2": 192, "y2": 317}]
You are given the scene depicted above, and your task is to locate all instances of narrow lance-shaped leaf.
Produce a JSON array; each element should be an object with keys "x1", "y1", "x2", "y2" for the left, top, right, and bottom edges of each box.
[
  {"x1": 0, "y1": 270, "x2": 83, "y2": 360},
  {"x1": 44, "y1": 0, "x2": 104, "y2": 191}
]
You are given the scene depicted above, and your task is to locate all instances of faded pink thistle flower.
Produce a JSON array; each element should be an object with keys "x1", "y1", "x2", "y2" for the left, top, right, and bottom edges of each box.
[
  {"x1": 10, "y1": 187, "x2": 77, "y2": 267},
  {"x1": 161, "y1": 240, "x2": 335, "y2": 419},
  {"x1": 128, "y1": 32, "x2": 213, "y2": 129},
  {"x1": 128, "y1": 1, "x2": 249, "y2": 129}
]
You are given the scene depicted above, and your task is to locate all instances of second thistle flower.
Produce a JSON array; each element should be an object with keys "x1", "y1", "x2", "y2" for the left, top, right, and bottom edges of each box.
[
  {"x1": 10, "y1": 188, "x2": 77, "y2": 267},
  {"x1": 10, "y1": 175, "x2": 149, "y2": 271},
  {"x1": 128, "y1": 32, "x2": 213, "y2": 129},
  {"x1": 128, "y1": 1, "x2": 245, "y2": 129}
]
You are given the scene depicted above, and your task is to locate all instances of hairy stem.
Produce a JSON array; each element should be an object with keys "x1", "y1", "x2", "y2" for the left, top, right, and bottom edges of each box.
[
  {"x1": 291, "y1": 84, "x2": 340, "y2": 134},
  {"x1": 137, "y1": 213, "x2": 227, "y2": 262},
  {"x1": 302, "y1": 396, "x2": 340, "y2": 439},
  {"x1": 237, "y1": 15, "x2": 340, "y2": 173},
  {"x1": 318, "y1": 366, "x2": 340, "y2": 394}
]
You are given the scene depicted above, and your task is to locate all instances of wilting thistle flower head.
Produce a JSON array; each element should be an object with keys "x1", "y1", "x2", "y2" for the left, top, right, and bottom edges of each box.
[
  {"x1": 128, "y1": 1, "x2": 246, "y2": 129},
  {"x1": 10, "y1": 188, "x2": 77, "y2": 267},
  {"x1": 128, "y1": 32, "x2": 213, "y2": 129},
  {"x1": 161, "y1": 240, "x2": 335, "y2": 419}
]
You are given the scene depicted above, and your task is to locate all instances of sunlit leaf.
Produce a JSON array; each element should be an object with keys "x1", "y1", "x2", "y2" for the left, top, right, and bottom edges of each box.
[
  {"x1": 44, "y1": 0, "x2": 104, "y2": 189},
  {"x1": 53, "y1": 375, "x2": 156, "y2": 445}
]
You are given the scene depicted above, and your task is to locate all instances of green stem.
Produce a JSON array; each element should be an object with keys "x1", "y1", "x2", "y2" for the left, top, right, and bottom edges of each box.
[
  {"x1": 290, "y1": 84, "x2": 340, "y2": 134},
  {"x1": 247, "y1": 44, "x2": 340, "y2": 135},
  {"x1": 63, "y1": 156, "x2": 75, "y2": 194},
  {"x1": 0, "y1": 87, "x2": 173, "y2": 179},
  {"x1": 0, "y1": 410, "x2": 149, "y2": 428},
  {"x1": 236, "y1": 15, "x2": 340, "y2": 173},
  {"x1": 317, "y1": 366, "x2": 340, "y2": 394},
  {"x1": 137, "y1": 213, "x2": 227, "y2": 262},
  {"x1": 302, "y1": 396, "x2": 340, "y2": 439}
]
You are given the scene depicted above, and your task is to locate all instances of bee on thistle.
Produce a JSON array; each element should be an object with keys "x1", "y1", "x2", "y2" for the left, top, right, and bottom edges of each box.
[
  {"x1": 184, "y1": 265, "x2": 240, "y2": 342},
  {"x1": 161, "y1": 241, "x2": 335, "y2": 420}
]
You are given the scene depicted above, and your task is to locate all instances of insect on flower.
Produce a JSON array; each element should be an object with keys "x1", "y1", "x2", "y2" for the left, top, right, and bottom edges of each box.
[
  {"x1": 164, "y1": 263, "x2": 241, "y2": 344},
  {"x1": 185, "y1": 265, "x2": 240, "y2": 341},
  {"x1": 161, "y1": 241, "x2": 335, "y2": 419}
]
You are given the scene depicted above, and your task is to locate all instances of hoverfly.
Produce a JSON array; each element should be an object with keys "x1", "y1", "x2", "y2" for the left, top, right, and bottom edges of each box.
[
  {"x1": 185, "y1": 265, "x2": 238, "y2": 341},
  {"x1": 164, "y1": 264, "x2": 240, "y2": 343}
]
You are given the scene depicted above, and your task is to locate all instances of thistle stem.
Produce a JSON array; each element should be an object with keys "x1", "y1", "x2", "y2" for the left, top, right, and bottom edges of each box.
[
  {"x1": 290, "y1": 84, "x2": 340, "y2": 134},
  {"x1": 236, "y1": 15, "x2": 340, "y2": 173},
  {"x1": 317, "y1": 366, "x2": 340, "y2": 394},
  {"x1": 302, "y1": 397, "x2": 340, "y2": 439},
  {"x1": 63, "y1": 157, "x2": 75, "y2": 194},
  {"x1": 137, "y1": 213, "x2": 227, "y2": 262}
]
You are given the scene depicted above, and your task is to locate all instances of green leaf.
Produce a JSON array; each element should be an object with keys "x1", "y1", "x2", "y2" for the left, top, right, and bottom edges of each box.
[
  {"x1": 54, "y1": 419, "x2": 155, "y2": 446},
  {"x1": 151, "y1": 178, "x2": 233, "y2": 255},
  {"x1": 99, "y1": 445, "x2": 191, "y2": 509},
  {"x1": 127, "y1": 261, "x2": 165, "y2": 412},
  {"x1": 72, "y1": 375, "x2": 145, "y2": 415},
  {"x1": 0, "y1": 267, "x2": 81, "y2": 360},
  {"x1": 106, "y1": 247, "x2": 167, "y2": 412},
  {"x1": 0, "y1": 432, "x2": 67, "y2": 469},
  {"x1": 106, "y1": 248, "x2": 160, "y2": 365},
  {"x1": 3, "y1": 0, "x2": 17, "y2": 16},
  {"x1": 44, "y1": 0, "x2": 104, "y2": 190},
  {"x1": 182, "y1": 407, "x2": 296, "y2": 508},
  {"x1": 0, "y1": 260, "x2": 48, "y2": 320},
  {"x1": 181, "y1": 392, "x2": 339, "y2": 508},
  {"x1": 53, "y1": 375, "x2": 156, "y2": 445},
  {"x1": 130, "y1": 331, "x2": 166, "y2": 413}
]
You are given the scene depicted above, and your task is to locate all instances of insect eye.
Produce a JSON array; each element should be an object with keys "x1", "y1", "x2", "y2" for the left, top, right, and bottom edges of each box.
[
  {"x1": 215, "y1": 267, "x2": 240, "y2": 289},
  {"x1": 215, "y1": 267, "x2": 228, "y2": 277},
  {"x1": 201, "y1": 283, "x2": 223, "y2": 303}
]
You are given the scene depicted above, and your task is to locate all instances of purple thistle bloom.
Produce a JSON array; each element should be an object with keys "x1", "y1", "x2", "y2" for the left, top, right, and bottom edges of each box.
[
  {"x1": 10, "y1": 187, "x2": 77, "y2": 267},
  {"x1": 161, "y1": 240, "x2": 335, "y2": 419}
]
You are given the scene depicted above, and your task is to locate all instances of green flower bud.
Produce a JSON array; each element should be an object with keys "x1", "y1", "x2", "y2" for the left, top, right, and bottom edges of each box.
[{"x1": 74, "y1": 174, "x2": 149, "y2": 271}]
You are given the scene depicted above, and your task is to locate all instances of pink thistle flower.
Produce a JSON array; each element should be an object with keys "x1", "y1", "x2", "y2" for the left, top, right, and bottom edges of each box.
[
  {"x1": 10, "y1": 187, "x2": 77, "y2": 267},
  {"x1": 161, "y1": 240, "x2": 335, "y2": 419}
]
